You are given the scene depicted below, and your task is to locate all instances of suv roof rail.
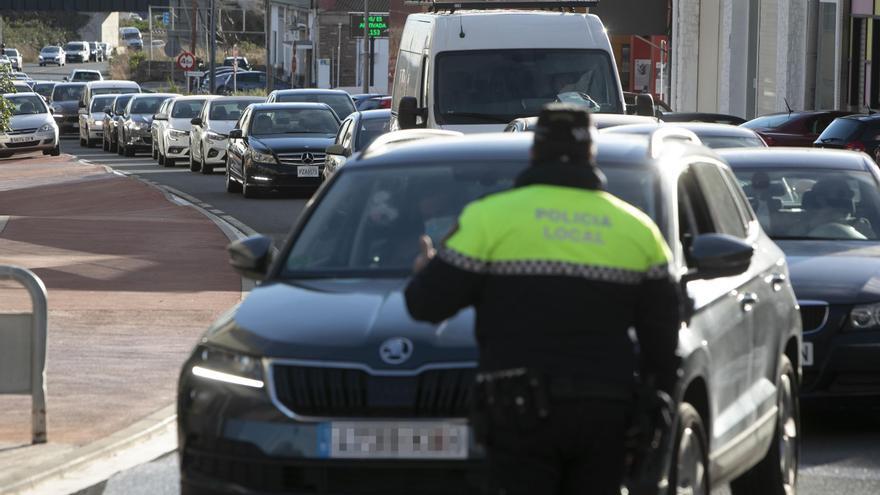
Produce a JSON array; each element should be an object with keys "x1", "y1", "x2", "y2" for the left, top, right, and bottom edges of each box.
[
  {"x1": 648, "y1": 127, "x2": 701, "y2": 159},
  {"x1": 362, "y1": 129, "x2": 463, "y2": 156},
  {"x1": 404, "y1": 0, "x2": 598, "y2": 12}
]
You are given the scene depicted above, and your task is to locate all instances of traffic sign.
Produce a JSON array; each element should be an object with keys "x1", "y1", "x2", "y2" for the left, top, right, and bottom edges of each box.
[
  {"x1": 185, "y1": 70, "x2": 205, "y2": 77},
  {"x1": 177, "y1": 51, "x2": 195, "y2": 71},
  {"x1": 162, "y1": 11, "x2": 170, "y2": 26},
  {"x1": 349, "y1": 13, "x2": 390, "y2": 38}
]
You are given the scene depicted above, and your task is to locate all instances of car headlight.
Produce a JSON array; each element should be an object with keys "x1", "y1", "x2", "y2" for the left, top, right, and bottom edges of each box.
[
  {"x1": 169, "y1": 129, "x2": 188, "y2": 138},
  {"x1": 850, "y1": 303, "x2": 880, "y2": 330},
  {"x1": 130, "y1": 122, "x2": 148, "y2": 131},
  {"x1": 251, "y1": 150, "x2": 277, "y2": 164},
  {"x1": 191, "y1": 346, "x2": 263, "y2": 388},
  {"x1": 205, "y1": 131, "x2": 225, "y2": 142},
  {"x1": 38, "y1": 124, "x2": 54, "y2": 133},
  {"x1": 94, "y1": 120, "x2": 103, "y2": 128}
]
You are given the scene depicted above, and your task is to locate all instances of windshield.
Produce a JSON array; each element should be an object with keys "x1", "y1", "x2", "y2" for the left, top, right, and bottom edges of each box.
[
  {"x1": 123, "y1": 32, "x2": 140, "y2": 39},
  {"x1": 7, "y1": 95, "x2": 47, "y2": 115},
  {"x1": 52, "y1": 85, "x2": 84, "y2": 102},
  {"x1": 93, "y1": 87, "x2": 138, "y2": 96},
  {"x1": 171, "y1": 99, "x2": 206, "y2": 119},
  {"x1": 741, "y1": 114, "x2": 798, "y2": 129},
  {"x1": 42, "y1": 47, "x2": 60, "y2": 53},
  {"x1": 73, "y1": 72, "x2": 101, "y2": 81},
  {"x1": 209, "y1": 100, "x2": 258, "y2": 121},
  {"x1": 4, "y1": 49, "x2": 18, "y2": 56},
  {"x1": 249, "y1": 108, "x2": 339, "y2": 135},
  {"x1": 113, "y1": 94, "x2": 134, "y2": 113},
  {"x1": 33, "y1": 83, "x2": 55, "y2": 99},
  {"x1": 64, "y1": 43, "x2": 84, "y2": 51},
  {"x1": 276, "y1": 94, "x2": 355, "y2": 120},
  {"x1": 435, "y1": 49, "x2": 622, "y2": 124},
  {"x1": 698, "y1": 135, "x2": 766, "y2": 149},
  {"x1": 129, "y1": 96, "x2": 168, "y2": 115},
  {"x1": 733, "y1": 168, "x2": 880, "y2": 240},
  {"x1": 90, "y1": 96, "x2": 115, "y2": 112},
  {"x1": 816, "y1": 118, "x2": 863, "y2": 143},
  {"x1": 355, "y1": 117, "x2": 391, "y2": 151},
  {"x1": 282, "y1": 163, "x2": 657, "y2": 277}
]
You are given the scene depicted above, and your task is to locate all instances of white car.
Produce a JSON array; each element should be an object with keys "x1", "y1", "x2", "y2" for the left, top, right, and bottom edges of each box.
[
  {"x1": 0, "y1": 92, "x2": 60, "y2": 157},
  {"x1": 66, "y1": 70, "x2": 104, "y2": 82},
  {"x1": 63, "y1": 41, "x2": 90, "y2": 63},
  {"x1": 189, "y1": 96, "x2": 264, "y2": 174},
  {"x1": 79, "y1": 94, "x2": 116, "y2": 148},
  {"x1": 154, "y1": 95, "x2": 214, "y2": 167},
  {"x1": 3, "y1": 48, "x2": 22, "y2": 70},
  {"x1": 0, "y1": 55, "x2": 11, "y2": 70},
  {"x1": 38, "y1": 46, "x2": 65, "y2": 66}
]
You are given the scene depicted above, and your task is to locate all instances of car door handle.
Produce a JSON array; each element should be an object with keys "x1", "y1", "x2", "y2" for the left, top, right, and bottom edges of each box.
[
  {"x1": 766, "y1": 273, "x2": 787, "y2": 292},
  {"x1": 738, "y1": 292, "x2": 759, "y2": 312}
]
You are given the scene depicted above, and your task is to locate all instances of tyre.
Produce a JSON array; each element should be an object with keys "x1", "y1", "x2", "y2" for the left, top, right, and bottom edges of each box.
[
  {"x1": 125, "y1": 144, "x2": 135, "y2": 157},
  {"x1": 80, "y1": 136, "x2": 87, "y2": 147},
  {"x1": 200, "y1": 149, "x2": 212, "y2": 175},
  {"x1": 241, "y1": 173, "x2": 258, "y2": 198},
  {"x1": 670, "y1": 402, "x2": 709, "y2": 495},
  {"x1": 189, "y1": 153, "x2": 200, "y2": 172},
  {"x1": 50, "y1": 145, "x2": 60, "y2": 156},
  {"x1": 165, "y1": 156, "x2": 175, "y2": 167},
  {"x1": 158, "y1": 151, "x2": 165, "y2": 166},
  {"x1": 225, "y1": 161, "x2": 241, "y2": 193},
  {"x1": 103, "y1": 137, "x2": 109, "y2": 151},
  {"x1": 152, "y1": 143, "x2": 158, "y2": 160},
  {"x1": 730, "y1": 355, "x2": 799, "y2": 495},
  {"x1": 117, "y1": 140, "x2": 124, "y2": 155}
]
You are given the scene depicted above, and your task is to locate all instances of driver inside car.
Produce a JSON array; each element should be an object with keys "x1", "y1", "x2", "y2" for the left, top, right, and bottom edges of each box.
[{"x1": 798, "y1": 177, "x2": 874, "y2": 239}]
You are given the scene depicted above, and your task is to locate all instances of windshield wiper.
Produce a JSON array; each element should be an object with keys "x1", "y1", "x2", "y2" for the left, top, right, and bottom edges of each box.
[{"x1": 440, "y1": 112, "x2": 513, "y2": 124}]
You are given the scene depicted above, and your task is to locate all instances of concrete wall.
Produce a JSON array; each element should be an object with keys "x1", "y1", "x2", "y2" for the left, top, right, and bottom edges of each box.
[{"x1": 78, "y1": 12, "x2": 119, "y2": 45}]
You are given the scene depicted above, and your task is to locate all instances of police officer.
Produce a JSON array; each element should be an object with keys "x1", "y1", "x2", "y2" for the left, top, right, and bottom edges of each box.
[{"x1": 405, "y1": 104, "x2": 681, "y2": 495}]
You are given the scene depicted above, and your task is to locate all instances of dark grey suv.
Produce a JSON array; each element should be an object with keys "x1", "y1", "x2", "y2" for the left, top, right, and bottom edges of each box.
[{"x1": 177, "y1": 131, "x2": 802, "y2": 495}]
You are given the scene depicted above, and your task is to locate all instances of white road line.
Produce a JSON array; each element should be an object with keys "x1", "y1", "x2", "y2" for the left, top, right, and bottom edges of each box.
[{"x1": 117, "y1": 169, "x2": 190, "y2": 174}]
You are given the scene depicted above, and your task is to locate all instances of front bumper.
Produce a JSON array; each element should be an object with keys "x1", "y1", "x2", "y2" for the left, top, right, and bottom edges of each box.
[
  {"x1": 246, "y1": 161, "x2": 325, "y2": 190},
  {"x1": 126, "y1": 129, "x2": 153, "y2": 150},
  {"x1": 67, "y1": 53, "x2": 86, "y2": 62},
  {"x1": 202, "y1": 137, "x2": 229, "y2": 165},
  {"x1": 801, "y1": 303, "x2": 880, "y2": 398},
  {"x1": 164, "y1": 134, "x2": 191, "y2": 158},
  {"x1": 178, "y1": 361, "x2": 484, "y2": 495},
  {"x1": 87, "y1": 123, "x2": 104, "y2": 140},
  {"x1": 0, "y1": 130, "x2": 58, "y2": 153},
  {"x1": 54, "y1": 115, "x2": 79, "y2": 134}
]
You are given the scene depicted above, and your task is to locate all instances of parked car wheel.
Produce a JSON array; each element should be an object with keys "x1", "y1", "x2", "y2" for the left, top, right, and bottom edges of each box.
[
  {"x1": 189, "y1": 152, "x2": 200, "y2": 172},
  {"x1": 200, "y1": 151, "x2": 212, "y2": 175},
  {"x1": 152, "y1": 143, "x2": 158, "y2": 160},
  {"x1": 670, "y1": 402, "x2": 709, "y2": 495},
  {"x1": 117, "y1": 139, "x2": 124, "y2": 155},
  {"x1": 225, "y1": 161, "x2": 241, "y2": 193},
  {"x1": 241, "y1": 172, "x2": 257, "y2": 198},
  {"x1": 730, "y1": 355, "x2": 799, "y2": 495},
  {"x1": 165, "y1": 156, "x2": 175, "y2": 167},
  {"x1": 80, "y1": 136, "x2": 87, "y2": 147},
  {"x1": 103, "y1": 136, "x2": 109, "y2": 151},
  {"x1": 50, "y1": 144, "x2": 60, "y2": 156}
]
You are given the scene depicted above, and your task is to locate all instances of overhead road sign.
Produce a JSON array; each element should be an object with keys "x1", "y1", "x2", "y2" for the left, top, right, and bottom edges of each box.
[{"x1": 349, "y1": 13, "x2": 390, "y2": 38}]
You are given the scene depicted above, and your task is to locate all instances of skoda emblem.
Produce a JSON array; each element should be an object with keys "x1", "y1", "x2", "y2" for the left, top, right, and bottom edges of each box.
[
  {"x1": 301, "y1": 152, "x2": 314, "y2": 164},
  {"x1": 379, "y1": 337, "x2": 413, "y2": 365}
]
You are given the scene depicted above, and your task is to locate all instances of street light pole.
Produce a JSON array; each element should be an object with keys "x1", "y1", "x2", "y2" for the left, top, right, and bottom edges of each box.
[
  {"x1": 266, "y1": 0, "x2": 274, "y2": 92},
  {"x1": 209, "y1": 0, "x2": 217, "y2": 94},
  {"x1": 362, "y1": 0, "x2": 369, "y2": 93}
]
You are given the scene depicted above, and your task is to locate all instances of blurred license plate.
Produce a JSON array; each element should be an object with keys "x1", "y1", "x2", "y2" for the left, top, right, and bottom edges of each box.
[
  {"x1": 318, "y1": 421, "x2": 468, "y2": 459},
  {"x1": 802, "y1": 342, "x2": 813, "y2": 366},
  {"x1": 10, "y1": 136, "x2": 33, "y2": 143},
  {"x1": 297, "y1": 165, "x2": 318, "y2": 177}
]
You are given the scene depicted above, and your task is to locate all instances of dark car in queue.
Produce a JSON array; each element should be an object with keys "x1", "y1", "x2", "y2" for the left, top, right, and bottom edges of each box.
[
  {"x1": 49, "y1": 82, "x2": 86, "y2": 135},
  {"x1": 720, "y1": 147, "x2": 880, "y2": 401},
  {"x1": 225, "y1": 102, "x2": 340, "y2": 197},
  {"x1": 178, "y1": 131, "x2": 802, "y2": 495},
  {"x1": 813, "y1": 114, "x2": 880, "y2": 163},
  {"x1": 118, "y1": 93, "x2": 177, "y2": 157},
  {"x1": 602, "y1": 122, "x2": 768, "y2": 149},
  {"x1": 32, "y1": 81, "x2": 56, "y2": 101},
  {"x1": 102, "y1": 93, "x2": 136, "y2": 152},
  {"x1": 323, "y1": 108, "x2": 391, "y2": 179},
  {"x1": 743, "y1": 110, "x2": 853, "y2": 147},
  {"x1": 266, "y1": 88, "x2": 357, "y2": 120}
]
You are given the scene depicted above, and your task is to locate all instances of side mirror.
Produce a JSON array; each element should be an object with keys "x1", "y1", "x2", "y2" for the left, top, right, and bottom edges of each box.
[
  {"x1": 190, "y1": 117, "x2": 202, "y2": 126},
  {"x1": 49, "y1": 107, "x2": 54, "y2": 114},
  {"x1": 682, "y1": 233, "x2": 753, "y2": 283},
  {"x1": 397, "y1": 96, "x2": 425, "y2": 130},
  {"x1": 228, "y1": 128, "x2": 243, "y2": 139},
  {"x1": 636, "y1": 93, "x2": 655, "y2": 117},
  {"x1": 227, "y1": 235, "x2": 274, "y2": 280},
  {"x1": 153, "y1": 113, "x2": 167, "y2": 120},
  {"x1": 325, "y1": 143, "x2": 347, "y2": 156},
  {"x1": 62, "y1": 77, "x2": 68, "y2": 82}
]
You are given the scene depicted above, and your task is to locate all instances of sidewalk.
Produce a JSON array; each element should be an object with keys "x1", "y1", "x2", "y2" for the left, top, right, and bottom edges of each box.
[{"x1": 0, "y1": 153, "x2": 242, "y2": 492}]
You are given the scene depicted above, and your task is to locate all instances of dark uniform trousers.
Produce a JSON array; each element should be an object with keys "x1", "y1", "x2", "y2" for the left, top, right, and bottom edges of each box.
[{"x1": 485, "y1": 399, "x2": 632, "y2": 495}]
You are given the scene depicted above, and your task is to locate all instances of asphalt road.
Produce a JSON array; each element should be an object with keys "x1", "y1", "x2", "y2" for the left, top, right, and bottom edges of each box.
[{"x1": 22, "y1": 60, "x2": 109, "y2": 82}]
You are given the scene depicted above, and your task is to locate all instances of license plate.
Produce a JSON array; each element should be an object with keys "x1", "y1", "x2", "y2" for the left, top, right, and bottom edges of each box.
[
  {"x1": 318, "y1": 421, "x2": 468, "y2": 459},
  {"x1": 297, "y1": 165, "x2": 319, "y2": 177},
  {"x1": 802, "y1": 342, "x2": 813, "y2": 366},
  {"x1": 10, "y1": 136, "x2": 33, "y2": 143}
]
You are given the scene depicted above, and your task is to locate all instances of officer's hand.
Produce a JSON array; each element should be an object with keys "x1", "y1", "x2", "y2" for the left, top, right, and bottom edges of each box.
[{"x1": 413, "y1": 235, "x2": 436, "y2": 273}]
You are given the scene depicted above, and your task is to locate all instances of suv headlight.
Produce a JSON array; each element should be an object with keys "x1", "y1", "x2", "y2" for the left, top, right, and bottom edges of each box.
[
  {"x1": 38, "y1": 124, "x2": 54, "y2": 133},
  {"x1": 850, "y1": 303, "x2": 880, "y2": 330},
  {"x1": 205, "y1": 131, "x2": 225, "y2": 142},
  {"x1": 251, "y1": 149, "x2": 276, "y2": 164},
  {"x1": 191, "y1": 346, "x2": 264, "y2": 388},
  {"x1": 130, "y1": 121, "x2": 148, "y2": 131},
  {"x1": 169, "y1": 129, "x2": 188, "y2": 138}
]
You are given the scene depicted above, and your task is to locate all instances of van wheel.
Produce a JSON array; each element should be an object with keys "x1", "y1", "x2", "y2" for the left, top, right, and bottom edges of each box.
[
  {"x1": 671, "y1": 402, "x2": 709, "y2": 495},
  {"x1": 730, "y1": 355, "x2": 799, "y2": 495}
]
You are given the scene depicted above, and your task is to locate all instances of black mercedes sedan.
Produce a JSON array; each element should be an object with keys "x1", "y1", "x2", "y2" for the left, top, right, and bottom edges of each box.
[
  {"x1": 720, "y1": 147, "x2": 880, "y2": 400},
  {"x1": 178, "y1": 131, "x2": 801, "y2": 495},
  {"x1": 225, "y1": 102, "x2": 340, "y2": 197}
]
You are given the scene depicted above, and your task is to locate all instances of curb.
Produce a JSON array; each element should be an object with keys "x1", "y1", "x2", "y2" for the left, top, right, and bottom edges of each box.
[{"x1": 0, "y1": 406, "x2": 176, "y2": 495}]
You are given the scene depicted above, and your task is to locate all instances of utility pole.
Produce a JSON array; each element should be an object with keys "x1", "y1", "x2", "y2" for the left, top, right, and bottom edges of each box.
[
  {"x1": 209, "y1": 0, "x2": 217, "y2": 94},
  {"x1": 191, "y1": 0, "x2": 198, "y2": 54},
  {"x1": 362, "y1": 0, "x2": 369, "y2": 93},
  {"x1": 266, "y1": 0, "x2": 274, "y2": 92}
]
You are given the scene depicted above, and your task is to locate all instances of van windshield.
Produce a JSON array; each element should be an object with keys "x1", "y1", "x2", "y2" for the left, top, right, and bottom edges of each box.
[{"x1": 435, "y1": 49, "x2": 622, "y2": 124}]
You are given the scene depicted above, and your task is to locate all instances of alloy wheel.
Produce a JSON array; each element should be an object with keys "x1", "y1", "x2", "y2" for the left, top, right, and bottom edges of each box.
[
  {"x1": 676, "y1": 425, "x2": 708, "y2": 495},
  {"x1": 778, "y1": 372, "x2": 798, "y2": 495}
]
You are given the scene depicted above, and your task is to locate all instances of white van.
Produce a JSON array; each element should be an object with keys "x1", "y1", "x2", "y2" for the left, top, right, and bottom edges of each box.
[{"x1": 391, "y1": 7, "x2": 631, "y2": 133}]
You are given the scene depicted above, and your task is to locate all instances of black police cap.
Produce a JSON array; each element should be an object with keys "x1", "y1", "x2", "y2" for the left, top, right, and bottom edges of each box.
[{"x1": 532, "y1": 103, "x2": 595, "y2": 166}]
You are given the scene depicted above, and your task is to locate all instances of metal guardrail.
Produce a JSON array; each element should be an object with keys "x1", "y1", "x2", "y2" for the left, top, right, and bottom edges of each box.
[{"x1": 0, "y1": 265, "x2": 48, "y2": 444}]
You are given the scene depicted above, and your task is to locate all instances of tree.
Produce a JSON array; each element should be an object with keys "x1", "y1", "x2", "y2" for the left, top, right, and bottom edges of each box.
[{"x1": 0, "y1": 63, "x2": 14, "y2": 131}]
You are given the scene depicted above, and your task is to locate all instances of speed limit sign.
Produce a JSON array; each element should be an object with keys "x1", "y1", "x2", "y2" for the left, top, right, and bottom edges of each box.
[{"x1": 177, "y1": 51, "x2": 195, "y2": 71}]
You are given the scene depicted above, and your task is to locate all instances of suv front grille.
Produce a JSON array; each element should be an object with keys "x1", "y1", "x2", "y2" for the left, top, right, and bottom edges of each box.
[
  {"x1": 276, "y1": 152, "x2": 326, "y2": 166},
  {"x1": 799, "y1": 302, "x2": 828, "y2": 332},
  {"x1": 272, "y1": 365, "x2": 475, "y2": 418}
]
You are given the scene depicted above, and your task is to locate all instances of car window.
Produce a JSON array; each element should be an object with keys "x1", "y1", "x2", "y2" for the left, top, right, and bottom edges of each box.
[
  {"x1": 52, "y1": 85, "x2": 84, "y2": 102},
  {"x1": 34, "y1": 83, "x2": 55, "y2": 99},
  {"x1": 818, "y1": 118, "x2": 863, "y2": 142},
  {"x1": 249, "y1": 108, "x2": 339, "y2": 135},
  {"x1": 341, "y1": 119, "x2": 355, "y2": 149},
  {"x1": 172, "y1": 99, "x2": 205, "y2": 119},
  {"x1": 678, "y1": 168, "x2": 715, "y2": 266},
  {"x1": 90, "y1": 96, "x2": 115, "y2": 112},
  {"x1": 355, "y1": 118, "x2": 392, "y2": 151},
  {"x1": 209, "y1": 100, "x2": 256, "y2": 121},
  {"x1": 276, "y1": 93, "x2": 356, "y2": 120},
  {"x1": 236, "y1": 108, "x2": 252, "y2": 134},
  {"x1": 733, "y1": 167, "x2": 880, "y2": 240},
  {"x1": 130, "y1": 96, "x2": 169, "y2": 114},
  {"x1": 693, "y1": 163, "x2": 748, "y2": 238},
  {"x1": 6, "y1": 95, "x2": 48, "y2": 115},
  {"x1": 113, "y1": 94, "x2": 134, "y2": 114},
  {"x1": 335, "y1": 119, "x2": 352, "y2": 145},
  {"x1": 742, "y1": 114, "x2": 799, "y2": 130}
]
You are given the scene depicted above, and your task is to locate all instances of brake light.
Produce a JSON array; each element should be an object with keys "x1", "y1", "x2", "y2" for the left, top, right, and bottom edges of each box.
[{"x1": 846, "y1": 141, "x2": 866, "y2": 152}]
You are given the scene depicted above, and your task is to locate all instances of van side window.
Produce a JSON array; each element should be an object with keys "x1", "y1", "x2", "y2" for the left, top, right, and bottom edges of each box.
[
  {"x1": 392, "y1": 51, "x2": 422, "y2": 112},
  {"x1": 420, "y1": 55, "x2": 429, "y2": 108}
]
